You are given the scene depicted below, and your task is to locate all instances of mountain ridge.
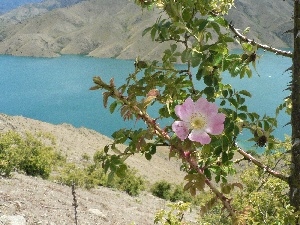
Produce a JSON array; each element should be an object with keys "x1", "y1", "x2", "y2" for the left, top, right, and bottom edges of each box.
[
  {"x1": 0, "y1": 0, "x2": 43, "y2": 14},
  {"x1": 0, "y1": 0, "x2": 294, "y2": 59}
]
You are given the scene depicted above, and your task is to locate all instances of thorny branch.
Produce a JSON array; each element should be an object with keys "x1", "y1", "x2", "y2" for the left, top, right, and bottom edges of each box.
[
  {"x1": 91, "y1": 76, "x2": 237, "y2": 219},
  {"x1": 236, "y1": 146, "x2": 289, "y2": 183},
  {"x1": 228, "y1": 22, "x2": 293, "y2": 58}
]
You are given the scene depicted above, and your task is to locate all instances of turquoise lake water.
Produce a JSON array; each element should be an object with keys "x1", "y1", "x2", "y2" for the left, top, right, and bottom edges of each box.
[{"x1": 0, "y1": 52, "x2": 292, "y2": 150}]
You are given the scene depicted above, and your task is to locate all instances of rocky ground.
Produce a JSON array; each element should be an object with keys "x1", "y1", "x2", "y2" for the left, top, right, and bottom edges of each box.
[
  {"x1": 0, "y1": 173, "x2": 196, "y2": 225},
  {"x1": 0, "y1": 114, "x2": 198, "y2": 224}
]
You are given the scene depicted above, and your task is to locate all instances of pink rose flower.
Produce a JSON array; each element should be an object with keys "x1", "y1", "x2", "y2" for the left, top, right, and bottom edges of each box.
[{"x1": 172, "y1": 97, "x2": 225, "y2": 144}]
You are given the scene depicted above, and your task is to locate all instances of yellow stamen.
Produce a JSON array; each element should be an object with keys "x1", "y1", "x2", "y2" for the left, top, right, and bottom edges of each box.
[{"x1": 190, "y1": 114, "x2": 206, "y2": 130}]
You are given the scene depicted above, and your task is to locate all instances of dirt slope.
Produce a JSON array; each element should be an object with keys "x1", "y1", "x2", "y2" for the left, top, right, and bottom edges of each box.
[{"x1": 0, "y1": 113, "x2": 194, "y2": 224}]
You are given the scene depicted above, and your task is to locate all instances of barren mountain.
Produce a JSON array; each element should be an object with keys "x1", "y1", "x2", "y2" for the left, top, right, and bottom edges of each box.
[
  {"x1": 0, "y1": 0, "x2": 169, "y2": 59},
  {"x1": 0, "y1": 0, "x2": 294, "y2": 59}
]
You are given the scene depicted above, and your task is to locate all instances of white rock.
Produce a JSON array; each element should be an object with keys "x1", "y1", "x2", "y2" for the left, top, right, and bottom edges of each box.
[
  {"x1": 88, "y1": 208, "x2": 106, "y2": 218},
  {"x1": 0, "y1": 215, "x2": 26, "y2": 225}
]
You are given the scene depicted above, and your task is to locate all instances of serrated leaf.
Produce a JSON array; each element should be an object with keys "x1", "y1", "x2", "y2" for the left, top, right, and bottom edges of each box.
[
  {"x1": 195, "y1": 180, "x2": 205, "y2": 191},
  {"x1": 102, "y1": 92, "x2": 111, "y2": 108},
  {"x1": 190, "y1": 186, "x2": 196, "y2": 196},
  {"x1": 238, "y1": 113, "x2": 247, "y2": 120},
  {"x1": 200, "y1": 196, "x2": 218, "y2": 216},
  {"x1": 184, "y1": 181, "x2": 193, "y2": 191},
  {"x1": 120, "y1": 105, "x2": 133, "y2": 121},
  {"x1": 238, "y1": 105, "x2": 248, "y2": 112},
  {"x1": 89, "y1": 85, "x2": 100, "y2": 90},
  {"x1": 184, "y1": 174, "x2": 197, "y2": 181}
]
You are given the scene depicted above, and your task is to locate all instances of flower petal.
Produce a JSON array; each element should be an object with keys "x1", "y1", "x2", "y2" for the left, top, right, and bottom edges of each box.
[
  {"x1": 172, "y1": 121, "x2": 190, "y2": 141},
  {"x1": 188, "y1": 130, "x2": 211, "y2": 144},
  {"x1": 206, "y1": 113, "x2": 225, "y2": 135},
  {"x1": 194, "y1": 98, "x2": 218, "y2": 117},
  {"x1": 175, "y1": 97, "x2": 194, "y2": 121}
]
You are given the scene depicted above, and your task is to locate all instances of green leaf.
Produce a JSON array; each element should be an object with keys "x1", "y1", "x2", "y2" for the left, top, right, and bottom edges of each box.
[
  {"x1": 181, "y1": 48, "x2": 191, "y2": 63},
  {"x1": 116, "y1": 164, "x2": 127, "y2": 177},
  {"x1": 214, "y1": 146, "x2": 222, "y2": 156},
  {"x1": 222, "y1": 90, "x2": 228, "y2": 97},
  {"x1": 107, "y1": 171, "x2": 115, "y2": 183},
  {"x1": 142, "y1": 27, "x2": 152, "y2": 36},
  {"x1": 211, "y1": 22, "x2": 220, "y2": 34},
  {"x1": 212, "y1": 53, "x2": 223, "y2": 66},
  {"x1": 204, "y1": 75, "x2": 213, "y2": 86},
  {"x1": 228, "y1": 98, "x2": 238, "y2": 108},
  {"x1": 150, "y1": 26, "x2": 157, "y2": 41},
  {"x1": 204, "y1": 168, "x2": 212, "y2": 180},
  {"x1": 239, "y1": 90, "x2": 252, "y2": 97},
  {"x1": 170, "y1": 43, "x2": 177, "y2": 52},
  {"x1": 207, "y1": 16, "x2": 215, "y2": 22},
  {"x1": 182, "y1": 8, "x2": 193, "y2": 22},
  {"x1": 222, "y1": 36, "x2": 234, "y2": 43},
  {"x1": 234, "y1": 125, "x2": 240, "y2": 136},
  {"x1": 145, "y1": 152, "x2": 152, "y2": 160},
  {"x1": 198, "y1": 20, "x2": 209, "y2": 32},
  {"x1": 104, "y1": 145, "x2": 109, "y2": 154},
  {"x1": 110, "y1": 163, "x2": 116, "y2": 172},
  {"x1": 196, "y1": 68, "x2": 204, "y2": 80},
  {"x1": 214, "y1": 16, "x2": 228, "y2": 26},
  {"x1": 204, "y1": 87, "x2": 215, "y2": 98},
  {"x1": 225, "y1": 121, "x2": 234, "y2": 133},
  {"x1": 173, "y1": 21, "x2": 187, "y2": 30},
  {"x1": 149, "y1": 145, "x2": 156, "y2": 154},
  {"x1": 238, "y1": 105, "x2": 248, "y2": 112},
  {"x1": 264, "y1": 120, "x2": 270, "y2": 131},
  {"x1": 191, "y1": 51, "x2": 202, "y2": 67},
  {"x1": 109, "y1": 101, "x2": 118, "y2": 114}
]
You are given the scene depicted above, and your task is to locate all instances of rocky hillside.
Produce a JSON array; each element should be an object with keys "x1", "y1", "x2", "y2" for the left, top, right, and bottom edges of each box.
[
  {"x1": 227, "y1": 0, "x2": 293, "y2": 48},
  {"x1": 0, "y1": 0, "x2": 294, "y2": 59},
  {"x1": 0, "y1": 113, "x2": 195, "y2": 224}
]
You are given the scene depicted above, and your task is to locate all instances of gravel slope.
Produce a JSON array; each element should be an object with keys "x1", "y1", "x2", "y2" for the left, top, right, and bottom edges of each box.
[{"x1": 0, "y1": 113, "x2": 196, "y2": 224}]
